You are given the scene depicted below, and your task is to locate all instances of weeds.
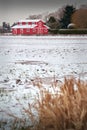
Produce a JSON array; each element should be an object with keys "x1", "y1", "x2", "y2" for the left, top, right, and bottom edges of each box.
[
  {"x1": 28, "y1": 77, "x2": 87, "y2": 130},
  {"x1": 1, "y1": 77, "x2": 87, "y2": 130}
]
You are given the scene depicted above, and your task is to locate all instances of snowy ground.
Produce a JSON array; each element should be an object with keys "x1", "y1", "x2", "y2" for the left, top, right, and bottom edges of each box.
[{"x1": 0, "y1": 35, "x2": 87, "y2": 129}]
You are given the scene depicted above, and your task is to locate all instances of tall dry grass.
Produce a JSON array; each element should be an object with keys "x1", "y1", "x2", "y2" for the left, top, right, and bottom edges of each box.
[{"x1": 26, "y1": 77, "x2": 87, "y2": 130}]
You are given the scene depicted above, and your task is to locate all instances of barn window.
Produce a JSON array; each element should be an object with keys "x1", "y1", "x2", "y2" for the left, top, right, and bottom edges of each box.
[
  {"x1": 27, "y1": 29, "x2": 30, "y2": 32},
  {"x1": 20, "y1": 29, "x2": 23, "y2": 34},
  {"x1": 33, "y1": 28, "x2": 36, "y2": 32},
  {"x1": 38, "y1": 22, "x2": 42, "y2": 26},
  {"x1": 39, "y1": 28, "x2": 42, "y2": 31}
]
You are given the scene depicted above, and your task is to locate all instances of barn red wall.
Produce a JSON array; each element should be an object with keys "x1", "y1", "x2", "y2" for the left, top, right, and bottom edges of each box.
[
  {"x1": 12, "y1": 20, "x2": 48, "y2": 35},
  {"x1": 22, "y1": 22, "x2": 26, "y2": 25},
  {"x1": 34, "y1": 25, "x2": 48, "y2": 35},
  {"x1": 12, "y1": 28, "x2": 48, "y2": 35}
]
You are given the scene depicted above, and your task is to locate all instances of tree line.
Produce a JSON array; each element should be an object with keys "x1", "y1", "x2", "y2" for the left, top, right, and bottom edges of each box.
[
  {"x1": 0, "y1": 4, "x2": 87, "y2": 34},
  {"x1": 46, "y1": 5, "x2": 87, "y2": 34},
  {"x1": 0, "y1": 22, "x2": 11, "y2": 33},
  {"x1": 28, "y1": 4, "x2": 87, "y2": 34}
]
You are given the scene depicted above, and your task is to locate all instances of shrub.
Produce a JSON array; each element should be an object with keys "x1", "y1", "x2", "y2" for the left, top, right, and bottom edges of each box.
[
  {"x1": 4, "y1": 77, "x2": 87, "y2": 130},
  {"x1": 58, "y1": 29, "x2": 87, "y2": 34}
]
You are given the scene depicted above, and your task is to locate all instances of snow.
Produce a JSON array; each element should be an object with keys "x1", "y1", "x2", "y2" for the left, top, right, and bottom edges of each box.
[
  {"x1": 12, "y1": 24, "x2": 37, "y2": 29},
  {"x1": 0, "y1": 35, "x2": 87, "y2": 129}
]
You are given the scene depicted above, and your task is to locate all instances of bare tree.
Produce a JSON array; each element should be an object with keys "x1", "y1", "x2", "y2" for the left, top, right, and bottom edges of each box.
[{"x1": 27, "y1": 14, "x2": 42, "y2": 19}]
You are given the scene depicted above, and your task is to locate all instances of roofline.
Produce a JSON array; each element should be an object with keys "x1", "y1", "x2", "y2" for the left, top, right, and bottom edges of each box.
[
  {"x1": 12, "y1": 25, "x2": 37, "y2": 29},
  {"x1": 44, "y1": 25, "x2": 50, "y2": 29},
  {"x1": 12, "y1": 24, "x2": 49, "y2": 29}
]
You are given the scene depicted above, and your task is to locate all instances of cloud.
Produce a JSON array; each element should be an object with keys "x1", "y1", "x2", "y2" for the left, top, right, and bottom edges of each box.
[
  {"x1": 0, "y1": 0, "x2": 87, "y2": 24},
  {"x1": 1, "y1": 0, "x2": 87, "y2": 10}
]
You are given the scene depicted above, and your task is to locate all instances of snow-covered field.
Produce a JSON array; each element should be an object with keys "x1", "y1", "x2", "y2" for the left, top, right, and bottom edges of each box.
[{"x1": 0, "y1": 35, "x2": 87, "y2": 129}]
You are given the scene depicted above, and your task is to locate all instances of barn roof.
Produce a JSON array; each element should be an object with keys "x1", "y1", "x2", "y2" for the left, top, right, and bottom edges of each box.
[
  {"x1": 12, "y1": 24, "x2": 37, "y2": 29},
  {"x1": 12, "y1": 24, "x2": 49, "y2": 29}
]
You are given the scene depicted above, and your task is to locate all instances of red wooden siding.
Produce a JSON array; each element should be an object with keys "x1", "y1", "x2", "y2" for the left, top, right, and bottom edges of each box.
[{"x1": 12, "y1": 19, "x2": 49, "y2": 35}]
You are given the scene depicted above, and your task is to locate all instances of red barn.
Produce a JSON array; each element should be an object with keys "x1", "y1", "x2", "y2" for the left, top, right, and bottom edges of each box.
[{"x1": 12, "y1": 19, "x2": 49, "y2": 35}]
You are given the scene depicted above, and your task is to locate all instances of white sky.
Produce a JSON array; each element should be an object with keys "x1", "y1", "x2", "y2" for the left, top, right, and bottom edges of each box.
[{"x1": 0, "y1": 0, "x2": 87, "y2": 25}]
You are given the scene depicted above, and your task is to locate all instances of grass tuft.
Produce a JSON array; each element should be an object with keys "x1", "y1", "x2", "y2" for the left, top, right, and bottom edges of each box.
[
  {"x1": 2, "y1": 77, "x2": 87, "y2": 130},
  {"x1": 28, "y1": 77, "x2": 87, "y2": 130}
]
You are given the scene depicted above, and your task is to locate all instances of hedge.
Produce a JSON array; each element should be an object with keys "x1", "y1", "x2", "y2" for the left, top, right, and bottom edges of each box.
[{"x1": 58, "y1": 29, "x2": 87, "y2": 34}]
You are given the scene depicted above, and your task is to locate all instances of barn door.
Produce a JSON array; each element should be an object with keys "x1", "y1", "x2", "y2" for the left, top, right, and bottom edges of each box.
[
  {"x1": 20, "y1": 29, "x2": 23, "y2": 34},
  {"x1": 38, "y1": 28, "x2": 43, "y2": 34},
  {"x1": 14, "y1": 29, "x2": 17, "y2": 34}
]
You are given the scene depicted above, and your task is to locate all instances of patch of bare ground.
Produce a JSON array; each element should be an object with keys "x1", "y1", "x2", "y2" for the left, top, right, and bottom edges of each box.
[
  {"x1": 15, "y1": 60, "x2": 48, "y2": 65},
  {"x1": 30, "y1": 77, "x2": 62, "y2": 87}
]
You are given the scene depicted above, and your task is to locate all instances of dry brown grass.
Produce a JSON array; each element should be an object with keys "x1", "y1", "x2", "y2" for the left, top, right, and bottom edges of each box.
[
  {"x1": 3, "y1": 77, "x2": 87, "y2": 130},
  {"x1": 26, "y1": 77, "x2": 87, "y2": 130}
]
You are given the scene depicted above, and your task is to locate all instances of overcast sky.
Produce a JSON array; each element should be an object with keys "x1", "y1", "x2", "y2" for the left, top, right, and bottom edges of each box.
[{"x1": 0, "y1": 0, "x2": 87, "y2": 25}]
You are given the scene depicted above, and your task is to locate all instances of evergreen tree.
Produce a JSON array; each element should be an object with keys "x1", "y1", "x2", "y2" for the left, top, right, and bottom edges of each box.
[
  {"x1": 2, "y1": 22, "x2": 11, "y2": 33},
  {"x1": 59, "y1": 5, "x2": 76, "y2": 29},
  {"x1": 2, "y1": 22, "x2": 7, "y2": 30},
  {"x1": 48, "y1": 16, "x2": 56, "y2": 23}
]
